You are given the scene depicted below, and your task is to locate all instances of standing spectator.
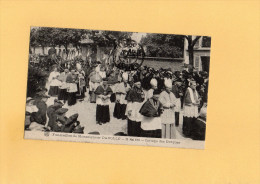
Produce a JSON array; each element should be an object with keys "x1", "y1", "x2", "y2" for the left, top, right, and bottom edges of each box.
[
  {"x1": 182, "y1": 80, "x2": 200, "y2": 137},
  {"x1": 125, "y1": 78, "x2": 145, "y2": 136},
  {"x1": 172, "y1": 78, "x2": 183, "y2": 127},
  {"x1": 89, "y1": 65, "x2": 103, "y2": 103},
  {"x1": 146, "y1": 78, "x2": 157, "y2": 99},
  {"x1": 99, "y1": 65, "x2": 107, "y2": 79},
  {"x1": 139, "y1": 89, "x2": 163, "y2": 138},
  {"x1": 159, "y1": 79, "x2": 177, "y2": 139},
  {"x1": 48, "y1": 66, "x2": 61, "y2": 97},
  {"x1": 190, "y1": 103, "x2": 207, "y2": 140},
  {"x1": 57, "y1": 68, "x2": 69, "y2": 103},
  {"x1": 113, "y1": 72, "x2": 130, "y2": 120},
  {"x1": 77, "y1": 69, "x2": 86, "y2": 100},
  {"x1": 95, "y1": 78, "x2": 113, "y2": 125},
  {"x1": 66, "y1": 69, "x2": 78, "y2": 106}
]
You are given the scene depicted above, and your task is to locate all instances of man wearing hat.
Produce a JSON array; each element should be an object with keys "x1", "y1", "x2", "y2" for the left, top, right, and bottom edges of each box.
[
  {"x1": 113, "y1": 72, "x2": 130, "y2": 120},
  {"x1": 183, "y1": 80, "x2": 200, "y2": 137},
  {"x1": 159, "y1": 79, "x2": 177, "y2": 139},
  {"x1": 172, "y1": 78, "x2": 183, "y2": 127},
  {"x1": 30, "y1": 94, "x2": 49, "y2": 125},
  {"x1": 95, "y1": 78, "x2": 113, "y2": 125},
  {"x1": 125, "y1": 77, "x2": 145, "y2": 136}
]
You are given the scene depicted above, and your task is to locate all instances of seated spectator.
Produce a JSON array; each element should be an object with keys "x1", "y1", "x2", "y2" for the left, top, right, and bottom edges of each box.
[
  {"x1": 30, "y1": 94, "x2": 49, "y2": 125},
  {"x1": 53, "y1": 108, "x2": 69, "y2": 132},
  {"x1": 46, "y1": 100, "x2": 64, "y2": 130},
  {"x1": 72, "y1": 121, "x2": 85, "y2": 134},
  {"x1": 61, "y1": 113, "x2": 79, "y2": 133},
  {"x1": 25, "y1": 97, "x2": 38, "y2": 130}
]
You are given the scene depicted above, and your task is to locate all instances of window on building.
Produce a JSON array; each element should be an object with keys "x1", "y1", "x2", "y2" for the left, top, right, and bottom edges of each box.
[
  {"x1": 202, "y1": 36, "x2": 211, "y2": 48},
  {"x1": 201, "y1": 56, "x2": 210, "y2": 73},
  {"x1": 194, "y1": 38, "x2": 200, "y2": 48},
  {"x1": 194, "y1": 56, "x2": 200, "y2": 70}
]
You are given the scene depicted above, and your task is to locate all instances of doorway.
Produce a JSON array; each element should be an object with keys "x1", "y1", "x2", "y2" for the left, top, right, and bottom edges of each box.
[{"x1": 201, "y1": 56, "x2": 210, "y2": 73}]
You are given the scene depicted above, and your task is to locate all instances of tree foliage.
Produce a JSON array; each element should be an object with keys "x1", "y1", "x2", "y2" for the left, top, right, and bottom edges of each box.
[
  {"x1": 91, "y1": 30, "x2": 133, "y2": 47},
  {"x1": 30, "y1": 27, "x2": 133, "y2": 51},
  {"x1": 140, "y1": 33, "x2": 184, "y2": 58}
]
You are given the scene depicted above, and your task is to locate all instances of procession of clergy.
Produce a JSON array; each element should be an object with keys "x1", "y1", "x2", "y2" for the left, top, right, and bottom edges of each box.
[{"x1": 25, "y1": 62, "x2": 207, "y2": 140}]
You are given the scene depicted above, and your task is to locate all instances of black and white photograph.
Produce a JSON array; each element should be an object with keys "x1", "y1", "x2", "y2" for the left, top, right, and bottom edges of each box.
[{"x1": 24, "y1": 27, "x2": 211, "y2": 149}]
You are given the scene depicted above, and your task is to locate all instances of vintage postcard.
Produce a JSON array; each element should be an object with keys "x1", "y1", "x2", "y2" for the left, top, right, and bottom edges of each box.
[{"x1": 24, "y1": 27, "x2": 211, "y2": 149}]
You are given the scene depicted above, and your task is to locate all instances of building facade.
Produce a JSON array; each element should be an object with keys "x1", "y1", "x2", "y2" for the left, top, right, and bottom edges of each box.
[{"x1": 184, "y1": 36, "x2": 211, "y2": 72}]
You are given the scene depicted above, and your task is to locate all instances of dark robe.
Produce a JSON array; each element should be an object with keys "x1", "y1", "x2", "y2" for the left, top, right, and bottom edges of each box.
[
  {"x1": 142, "y1": 74, "x2": 153, "y2": 90},
  {"x1": 95, "y1": 85, "x2": 113, "y2": 96},
  {"x1": 73, "y1": 125, "x2": 84, "y2": 134},
  {"x1": 126, "y1": 86, "x2": 145, "y2": 103},
  {"x1": 25, "y1": 111, "x2": 31, "y2": 129},
  {"x1": 66, "y1": 73, "x2": 78, "y2": 106},
  {"x1": 139, "y1": 99, "x2": 163, "y2": 138},
  {"x1": 172, "y1": 84, "x2": 181, "y2": 98},
  {"x1": 156, "y1": 77, "x2": 164, "y2": 92},
  {"x1": 30, "y1": 100, "x2": 47, "y2": 125},
  {"x1": 61, "y1": 123, "x2": 77, "y2": 133},
  {"x1": 113, "y1": 82, "x2": 129, "y2": 119},
  {"x1": 139, "y1": 99, "x2": 162, "y2": 117},
  {"x1": 190, "y1": 117, "x2": 206, "y2": 140},
  {"x1": 202, "y1": 81, "x2": 209, "y2": 103},
  {"x1": 126, "y1": 86, "x2": 145, "y2": 137},
  {"x1": 61, "y1": 114, "x2": 78, "y2": 133},
  {"x1": 95, "y1": 85, "x2": 113, "y2": 123},
  {"x1": 46, "y1": 105, "x2": 61, "y2": 129},
  {"x1": 172, "y1": 84, "x2": 182, "y2": 126}
]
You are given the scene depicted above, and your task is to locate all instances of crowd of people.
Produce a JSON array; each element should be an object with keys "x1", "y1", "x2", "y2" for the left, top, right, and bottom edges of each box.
[{"x1": 25, "y1": 56, "x2": 208, "y2": 140}]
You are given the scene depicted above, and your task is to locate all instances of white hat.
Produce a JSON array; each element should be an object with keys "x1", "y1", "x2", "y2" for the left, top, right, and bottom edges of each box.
[
  {"x1": 164, "y1": 79, "x2": 172, "y2": 88},
  {"x1": 150, "y1": 78, "x2": 157, "y2": 87},
  {"x1": 122, "y1": 72, "x2": 128, "y2": 81}
]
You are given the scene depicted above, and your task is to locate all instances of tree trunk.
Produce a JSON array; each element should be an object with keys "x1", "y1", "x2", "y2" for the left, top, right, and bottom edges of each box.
[
  {"x1": 64, "y1": 45, "x2": 68, "y2": 59},
  {"x1": 185, "y1": 36, "x2": 201, "y2": 69},
  {"x1": 188, "y1": 46, "x2": 194, "y2": 66}
]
